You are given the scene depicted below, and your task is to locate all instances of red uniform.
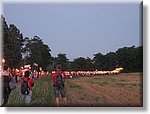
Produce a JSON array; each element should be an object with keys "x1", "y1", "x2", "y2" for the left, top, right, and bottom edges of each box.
[
  {"x1": 52, "y1": 70, "x2": 66, "y2": 82},
  {"x1": 18, "y1": 71, "x2": 22, "y2": 77},
  {"x1": 52, "y1": 69, "x2": 67, "y2": 99},
  {"x1": 22, "y1": 77, "x2": 34, "y2": 90}
]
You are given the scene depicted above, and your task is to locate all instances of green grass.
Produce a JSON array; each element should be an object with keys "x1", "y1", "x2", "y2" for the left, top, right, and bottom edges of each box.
[
  {"x1": 113, "y1": 82, "x2": 138, "y2": 88},
  {"x1": 31, "y1": 76, "x2": 53, "y2": 106},
  {"x1": 6, "y1": 76, "x2": 54, "y2": 107},
  {"x1": 99, "y1": 81, "x2": 108, "y2": 86},
  {"x1": 79, "y1": 96, "x2": 85, "y2": 101},
  {"x1": 115, "y1": 83, "x2": 125, "y2": 87},
  {"x1": 69, "y1": 83, "x2": 82, "y2": 89},
  {"x1": 87, "y1": 80, "x2": 95, "y2": 84},
  {"x1": 127, "y1": 83, "x2": 137, "y2": 88},
  {"x1": 93, "y1": 96, "x2": 101, "y2": 101}
]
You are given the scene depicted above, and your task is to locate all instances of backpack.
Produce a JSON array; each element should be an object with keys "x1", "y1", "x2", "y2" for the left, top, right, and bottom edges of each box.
[
  {"x1": 9, "y1": 79, "x2": 16, "y2": 90},
  {"x1": 21, "y1": 78, "x2": 30, "y2": 95},
  {"x1": 55, "y1": 74, "x2": 64, "y2": 88}
]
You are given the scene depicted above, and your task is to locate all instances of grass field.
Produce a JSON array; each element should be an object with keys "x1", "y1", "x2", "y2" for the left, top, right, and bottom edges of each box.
[{"x1": 6, "y1": 73, "x2": 143, "y2": 107}]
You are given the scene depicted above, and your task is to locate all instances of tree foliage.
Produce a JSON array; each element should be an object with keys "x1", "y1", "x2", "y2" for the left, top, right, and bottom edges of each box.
[
  {"x1": 23, "y1": 36, "x2": 51, "y2": 69},
  {"x1": 2, "y1": 16, "x2": 52, "y2": 70},
  {"x1": 2, "y1": 16, "x2": 24, "y2": 68},
  {"x1": 93, "y1": 53, "x2": 105, "y2": 70},
  {"x1": 116, "y1": 45, "x2": 143, "y2": 72},
  {"x1": 67, "y1": 46, "x2": 142, "y2": 72},
  {"x1": 49, "y1": 53, "x2": 69, "y2": 71}
]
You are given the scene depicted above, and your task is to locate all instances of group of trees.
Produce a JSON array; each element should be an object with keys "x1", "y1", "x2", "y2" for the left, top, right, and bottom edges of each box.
[
  {"x1": 22, "y1": 36, "x2": 51, "y2": 69},
  {"x1": 2, "y1": 15, "x2": 143, "y2": 72},
  {"x1": 2, "y1": 16, "x2": 24, "y2": 68},
  {"x1": 1, "y1": 16, "x2": 51, "y2": 69},
  {"x1": 50, "y1": 45, "x2": 143, "y2": 72}
]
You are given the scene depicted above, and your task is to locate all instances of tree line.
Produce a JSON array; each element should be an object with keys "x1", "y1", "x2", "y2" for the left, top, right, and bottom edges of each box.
[{"x1": 1, "y1": 15, "x2": 143, "y2": 73}]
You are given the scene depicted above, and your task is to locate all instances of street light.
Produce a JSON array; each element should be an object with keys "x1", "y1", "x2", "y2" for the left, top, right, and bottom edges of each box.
[{"x1": 2, "y1": 59, "x2": 5, "y2": 64}]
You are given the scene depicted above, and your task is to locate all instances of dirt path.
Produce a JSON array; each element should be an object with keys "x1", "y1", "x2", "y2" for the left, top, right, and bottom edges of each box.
[{"x1": 66, "y1": 73, "x2": 143, "y2": 106}]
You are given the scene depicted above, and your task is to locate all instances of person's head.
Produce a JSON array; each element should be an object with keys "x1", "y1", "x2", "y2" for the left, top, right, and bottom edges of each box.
[
  {"x1": 56, "y1": 64, "x2": 62, "y2": 74},
  {"x1": 24, "y1": 71, "x2": 30, "y2": 77},
  {"x1": 3, "y1": 65, "x2": 8, "y2": 71}
]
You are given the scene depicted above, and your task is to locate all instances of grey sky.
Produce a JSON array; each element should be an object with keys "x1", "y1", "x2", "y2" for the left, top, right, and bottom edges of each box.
[{"x1": 3, "y1": 3, "x2": 141, "y2": 60}]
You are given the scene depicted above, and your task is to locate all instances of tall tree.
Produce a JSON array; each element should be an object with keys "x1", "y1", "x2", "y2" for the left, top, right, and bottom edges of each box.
[
  {"x1": 24, "y1": 36, "x2": 51, "y2": 70},
  {"x1": 135, "y1": 46, "x2": 143, "y2": 72},
  {"x1": 116, "y1": 45, "x2": 143, "y2": 72},
  {"x1": 104, "y1": 52, "x2": 117, "y2": 70},
  {"x1": 2, "y1": 15, "x2": 24, "y2": 68},
  {"x1": 93, "y1": 53, "x2": 105, "y2": 70},
  {"x1": 8, "y1": 24, "x2": 24, "y2": 67},
  {"x1": 1, "y1": 15, "x2": 10, "y2": 65},
  {"x1": 85, "y1": 57, "x2": 94, "y2": 71},
  {"x1": 72, "y1": 57, "x2": 87, "y2": 71}
]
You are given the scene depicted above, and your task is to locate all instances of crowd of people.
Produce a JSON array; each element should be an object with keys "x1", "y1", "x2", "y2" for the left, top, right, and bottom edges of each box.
[
  {"x1": 0, "y1": 64, "x2": 123, "y2": 107},
  {"x1": 0, "y1": 64, "x2": 69, "y2": 107},
  {"x1": 63, "y1": 68, "x2": 123, "y2": 77},
  {"x1": 0, "y1": 66, "x2": 36, "y2": 106}
]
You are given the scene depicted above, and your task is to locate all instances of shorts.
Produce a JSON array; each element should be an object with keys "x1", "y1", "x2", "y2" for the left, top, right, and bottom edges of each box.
[{"x1": 54, "y1": 86, "x2": 66, "y2": 98}]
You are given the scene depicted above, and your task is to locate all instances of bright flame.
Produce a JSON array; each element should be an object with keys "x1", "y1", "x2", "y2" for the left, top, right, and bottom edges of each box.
[
  {"x1": 2, "y1": 59, "x2": 5, "y2": 63},
  {"x1": 115, "y1": 68, "x2": 123, "y2": 71},
  {"x1": 16, "y1": 69, "x2": 19, "y2": 72}
]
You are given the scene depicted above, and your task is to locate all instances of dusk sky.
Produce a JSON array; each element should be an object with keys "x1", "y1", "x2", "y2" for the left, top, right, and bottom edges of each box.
[{"x1": 3, "y1": 2, "x2": 142, "y2": 61}]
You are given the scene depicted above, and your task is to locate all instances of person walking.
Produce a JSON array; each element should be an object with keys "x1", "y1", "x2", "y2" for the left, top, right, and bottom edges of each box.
[
  {"x1": 1, "y1": 65, "x2": 12, "y2": 106},
  {"x1": 52, "y1": 65, "x2": 68, "y2": 107},
  {"x1": 21, "y1": 70, "x2": 34, "y2": 104}
]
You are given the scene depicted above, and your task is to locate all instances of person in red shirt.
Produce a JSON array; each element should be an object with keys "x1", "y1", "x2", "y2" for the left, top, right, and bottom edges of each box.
[
  {"x1": 17, "y1": 69, "x2": 22, "y2": 82},
  {"x1": 52, "y1": 65, "x2": 68, "y2": 107},
  {"x1": 21, "y1": 70, "x2": 34, "y2": 104}
]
